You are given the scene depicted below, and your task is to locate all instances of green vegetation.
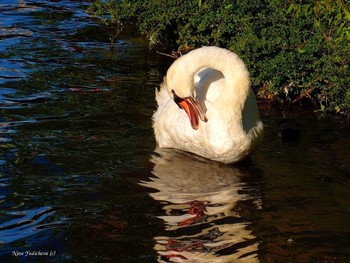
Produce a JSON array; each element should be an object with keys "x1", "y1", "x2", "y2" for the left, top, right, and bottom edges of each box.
[{"x1": 88, "y1": 0, "x2": 350, "y2": 117}]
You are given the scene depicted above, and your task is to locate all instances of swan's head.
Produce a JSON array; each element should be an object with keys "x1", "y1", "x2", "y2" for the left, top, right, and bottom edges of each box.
[{"x1": 164, "y1": 60, "x2": 207, "y2": 130}]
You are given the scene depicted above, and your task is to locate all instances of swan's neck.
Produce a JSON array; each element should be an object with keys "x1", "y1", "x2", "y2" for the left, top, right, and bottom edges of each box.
[{"x1": 168, "y1": 47, "x2": 250, "y2": 109}]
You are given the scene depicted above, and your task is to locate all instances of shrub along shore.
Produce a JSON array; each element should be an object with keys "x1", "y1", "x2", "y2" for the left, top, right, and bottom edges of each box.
[{"x1": 88, "y1": 0, "x2": 350, "y2": 118}]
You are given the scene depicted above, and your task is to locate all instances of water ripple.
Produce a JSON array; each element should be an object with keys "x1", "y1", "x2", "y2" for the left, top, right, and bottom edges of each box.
[
  {"x1": 0, "y1": 90, "x2": 53, "y2": 109},
  {"x1": 141, "y1": 149, "x2": 260, "y2": 262},
  {"x1": 0, "y1": 206, "x2": 60, "y2": 244}
]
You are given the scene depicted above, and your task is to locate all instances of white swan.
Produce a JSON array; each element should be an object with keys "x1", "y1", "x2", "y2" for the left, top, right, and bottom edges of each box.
[{"x1": 153, "y1": 46, "x2": 263, "y2": 164}]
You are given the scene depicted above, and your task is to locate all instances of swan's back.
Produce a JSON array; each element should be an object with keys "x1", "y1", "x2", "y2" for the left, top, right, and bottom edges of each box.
[{"x1": 195, "y1": 68, "x2": 224, "y2": 107}]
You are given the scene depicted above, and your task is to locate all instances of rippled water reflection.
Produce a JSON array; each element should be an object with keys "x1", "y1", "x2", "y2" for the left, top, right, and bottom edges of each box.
[
  {"x1": 142, "y1": 149, "x2": 260, "y2": 262},
  {"x1": 1, "y1": 0, "x2": 350, "y2": 262}
]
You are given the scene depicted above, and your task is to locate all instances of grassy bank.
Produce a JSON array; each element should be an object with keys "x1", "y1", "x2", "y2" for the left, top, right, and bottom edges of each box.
[{"x1": 88, "y1": 0, "x2": 350, "y2": 117}]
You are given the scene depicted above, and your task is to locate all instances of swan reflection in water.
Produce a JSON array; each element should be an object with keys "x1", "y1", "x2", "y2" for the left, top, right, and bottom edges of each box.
[{"x1": 141, "y1": 149, "x2": 260, "y2": 262}]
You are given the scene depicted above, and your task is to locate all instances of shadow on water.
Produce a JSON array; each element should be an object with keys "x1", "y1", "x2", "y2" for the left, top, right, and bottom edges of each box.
[{"x1": 0, "y1": 0, "x2": 350, "y2": 263}]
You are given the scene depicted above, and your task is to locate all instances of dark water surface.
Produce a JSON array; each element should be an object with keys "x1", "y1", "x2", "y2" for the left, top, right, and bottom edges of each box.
[{"x1": 1, "y1": 1, "x2": 349, "y2": 262}]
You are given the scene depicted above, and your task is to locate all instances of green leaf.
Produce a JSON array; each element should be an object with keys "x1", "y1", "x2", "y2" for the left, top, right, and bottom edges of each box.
[{"x1": 287, "y1": 4, "x2": 295, "y2": 15}]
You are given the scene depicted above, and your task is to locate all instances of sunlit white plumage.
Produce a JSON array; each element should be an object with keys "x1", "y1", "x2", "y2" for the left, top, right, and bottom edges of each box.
[{"x1": 153, "y1": 46, "x2": 263, "y2": 164}]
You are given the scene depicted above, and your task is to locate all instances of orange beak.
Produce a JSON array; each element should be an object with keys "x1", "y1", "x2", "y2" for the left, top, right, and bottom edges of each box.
[{"x1": 178, "y1": 97, "x2": 207, "y2": 130}]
